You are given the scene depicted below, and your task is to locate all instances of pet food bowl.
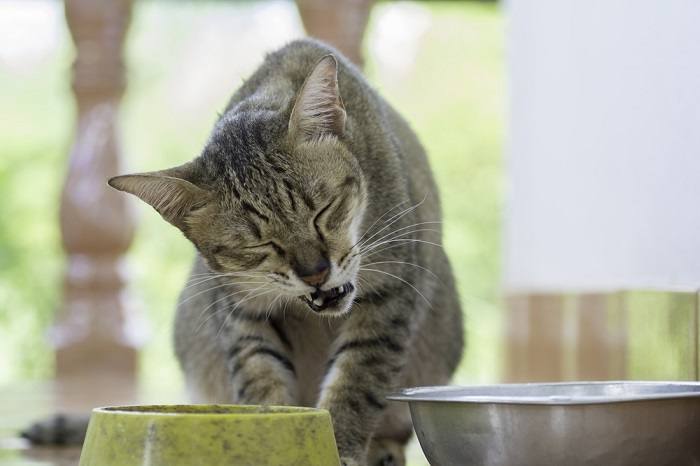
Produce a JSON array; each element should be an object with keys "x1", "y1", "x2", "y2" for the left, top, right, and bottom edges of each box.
[
  {"x1": 78, "y1": 404, "x2": 340, "y2": 466},
  {"x1": 389, "y1": 381, "x2": 700, "y2": 466}
]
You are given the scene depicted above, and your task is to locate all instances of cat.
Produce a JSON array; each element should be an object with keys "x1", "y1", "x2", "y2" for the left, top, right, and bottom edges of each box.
[{"x1": 24, "y1": 39, "x2": 464, "y2": 466}]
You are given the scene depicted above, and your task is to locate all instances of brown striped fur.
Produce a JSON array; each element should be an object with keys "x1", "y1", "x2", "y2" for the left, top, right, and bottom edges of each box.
[{"x1": 111, "y1": 39, "x2": 464, "y2": 466}]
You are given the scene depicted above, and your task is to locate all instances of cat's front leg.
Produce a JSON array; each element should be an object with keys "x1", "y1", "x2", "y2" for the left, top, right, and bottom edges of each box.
[
  {"x1": 225, "y1": 314, "x2": 298, "y2": 405},
  {"x1": 318, "y1": 298, "x2": 414, "y2": 465}
]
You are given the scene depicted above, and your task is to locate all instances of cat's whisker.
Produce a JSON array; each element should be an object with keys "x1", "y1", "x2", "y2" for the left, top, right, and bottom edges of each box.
[
  {"x1": 193, "y1": 285, "x2": 269, "y2": 334},
  {"x1": 220, "y1": 273, "x2": 270, "y2": 281},
  {"x1": 359, "y1": 226, "x2": 441, "y2": 254},
  {"x1": 266, "y1": 294, "x2": 282, "y2": 321},
  {"x1": 360, "y1": 260, "x2": 441, "y2": 281},
  {"x1": 357, "y1": 205, "x2": 418, "y2": 250},
  {"x1": 373, "y1": 193, "x2": 426, "y2": 229},
  {"x1": 358, "y1": 233, "x2": 439, "y2": 265},
  {"x1": 179, "y1": 281, "x2": 269, "y2": 307},
  {"x1": 187, "y1": 270, "x2": 266, "y2": 279},
  {"x1": 195, "y1": 285, "x2": 270, "y2": 336},
  {"x1": 360, "y1": 219, "x2": 440, "y2": 241},
  {"x1": 183, "y1": 271, "x2": 267, "y2": 289},
  {"x1": 358, "y1": 242, "x2": 407, "y2": 259},
  {"x1": 215, "y1": 288, "x2": 276, "y2": 338},
  {"x1": 356, "y1": 194, "x2": 427, "y2": 249},
  {"x1": 345, "y1": 224, "x2": 439, "y2": 265},
  {"x1": 357, "y1": 221, "x2": 441, "y2": 251},
  {"x1": 181, "y1": 281, "x2": 247, "y2": 305},
  {"x1": 281, "y1": 296, "x2": 290, "y2": 323},
  {"x1": 361, "y1": 237, "x2": 444, "y2": 256},
  {"x1": 182, "y1": 274, "x2": 261, "y2": 291},
  {"x1": 360, "y1": 230, "x2": 440, "y2": 255},
  {"x1": 354, "y1": 201, "x2": 418, "y2": 251},
  {"x1": 186, "y1": 271, "x2": 224, "y2": 278},
  {"x1": 353, "y1": 199, "x2": 408, "y2": 248},
  {"x1": 187, "y1": 271, "x2": 230, "y2": 278},
  {"x1": 359, "y1": 267, "x2": 432, "y2": 307},
  {"x1": 356, "y1": 274, "x2": 380, "y2": 296},
  {"x1": 184, "y1": 273, "x2": 230, "y2": 286}
]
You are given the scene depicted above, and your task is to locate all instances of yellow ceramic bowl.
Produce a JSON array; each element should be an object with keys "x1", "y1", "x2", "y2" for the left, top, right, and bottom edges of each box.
[{"x1": 78, "y1": 405, "x2": 340, "y2": 466}]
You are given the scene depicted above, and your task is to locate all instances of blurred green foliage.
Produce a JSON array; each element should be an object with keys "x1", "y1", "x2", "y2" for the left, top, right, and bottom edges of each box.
[
  {"x1": 626, "y1": 291, "x2": 698, "y2": 381},
  {"x1": 0, "y1": 1, "x2": 505, "y2": 394},
  {"x1": 0, "y1": 32, "x2": 71, "y2": 381}
]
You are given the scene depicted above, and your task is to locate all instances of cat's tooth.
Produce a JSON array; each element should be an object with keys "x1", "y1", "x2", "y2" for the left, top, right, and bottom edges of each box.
[
  {"x1": 313, "y1": 297, "x2": 324, "y2": 306},
  {"x1": 306, "y1": 293, "x2": 313, "y2": 301}
]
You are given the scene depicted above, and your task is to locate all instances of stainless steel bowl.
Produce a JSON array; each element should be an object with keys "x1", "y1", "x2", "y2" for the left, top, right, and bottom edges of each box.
[{"x1": 388, "y1": 381, "x2": 700, "y2": 466}]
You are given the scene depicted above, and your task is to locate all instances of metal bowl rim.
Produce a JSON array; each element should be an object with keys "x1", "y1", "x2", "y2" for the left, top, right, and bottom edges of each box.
[{"x1": 387, "y1": 381, "x2": 700, "y2": 405}]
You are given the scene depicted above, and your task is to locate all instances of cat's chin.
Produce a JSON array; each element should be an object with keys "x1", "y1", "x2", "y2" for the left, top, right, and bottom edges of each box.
[{"x1": 298, "y1": 282, "x2": 355, "y2": 316}]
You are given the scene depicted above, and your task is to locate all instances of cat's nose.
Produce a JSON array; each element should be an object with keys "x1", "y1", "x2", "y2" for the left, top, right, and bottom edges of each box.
[{"x1": 295, "y1": 258, "x2": 330, "y2": 287}]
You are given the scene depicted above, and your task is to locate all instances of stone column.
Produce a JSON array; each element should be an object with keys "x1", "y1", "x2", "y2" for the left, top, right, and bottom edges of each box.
[
  {"x1": 295, "y1": 0, "x2": 375, "y2": 68},
  {"x1": 52, "y1": 0, "x2": 142, "y2": 408}
]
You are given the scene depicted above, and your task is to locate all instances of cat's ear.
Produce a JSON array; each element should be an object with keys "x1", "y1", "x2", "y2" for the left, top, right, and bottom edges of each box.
[
  {"x1": 108, "y1": 163, "x2": 211, "y2": 229},
  {"x1": 289, "y1": 54, "x2": 346, "y2": 142}
]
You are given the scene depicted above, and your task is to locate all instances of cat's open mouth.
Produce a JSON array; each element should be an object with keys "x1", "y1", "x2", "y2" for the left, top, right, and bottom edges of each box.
[{"x1": 299, "y1": 282, "x2": 355, "y2": 312}]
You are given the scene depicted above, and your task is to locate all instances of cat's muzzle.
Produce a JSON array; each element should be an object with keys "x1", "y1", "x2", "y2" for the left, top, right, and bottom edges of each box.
[{"x1": 299, "y1": 282, "x2": 355, "y2": 312}]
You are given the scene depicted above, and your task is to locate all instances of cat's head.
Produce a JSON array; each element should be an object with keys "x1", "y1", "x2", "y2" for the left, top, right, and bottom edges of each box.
[{"x1": 109, "y1": 55, "x2": 367, "y2": 316}]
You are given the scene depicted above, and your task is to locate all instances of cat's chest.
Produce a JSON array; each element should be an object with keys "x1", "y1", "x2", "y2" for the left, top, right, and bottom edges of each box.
[{"x1": 283, "y1": 314, "x2": 341, "y2": 406}]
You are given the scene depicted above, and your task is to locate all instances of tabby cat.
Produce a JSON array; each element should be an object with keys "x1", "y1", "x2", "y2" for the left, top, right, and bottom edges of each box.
[{"x1": 30, "y1": 39, "x2": 465, "y2": 466}]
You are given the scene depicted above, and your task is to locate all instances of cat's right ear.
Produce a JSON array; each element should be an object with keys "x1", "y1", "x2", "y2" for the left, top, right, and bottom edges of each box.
[
  {"x1": 108, "y1": 163, "x2": 211, "y2": 229},
  {"x1": 289, "y1": 54, "x2": 346, "y2": 143}
]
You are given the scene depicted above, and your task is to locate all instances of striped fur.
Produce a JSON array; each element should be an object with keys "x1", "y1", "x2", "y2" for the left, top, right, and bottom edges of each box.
[{"x1": 112, "y1": 39, "x2": 464, "y2": 466}]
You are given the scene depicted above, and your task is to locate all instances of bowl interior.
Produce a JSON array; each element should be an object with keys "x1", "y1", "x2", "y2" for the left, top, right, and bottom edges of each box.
[{"x1": 390, "y1": 381, "x2": 700, "y2": 405}]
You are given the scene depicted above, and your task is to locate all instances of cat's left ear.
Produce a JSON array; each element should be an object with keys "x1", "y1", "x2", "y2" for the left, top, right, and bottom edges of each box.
[
  {"x1": 108, "y1": 162, "x2": 212, "y2": 230},
  {"x1": 289, "y1": 54, "x2": 346, "y2": 142}
]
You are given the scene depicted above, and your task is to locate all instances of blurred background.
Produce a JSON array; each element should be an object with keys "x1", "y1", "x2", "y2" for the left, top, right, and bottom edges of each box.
[
  {"x1": 1, "y1": 0, "x2": 503, "y2": 388},
  {"x1": 1, "y1": 1, "x2": 502, "y2": 464},
  {"x1": 1, "y1": 0, "x2": 699, "y2": 465}
]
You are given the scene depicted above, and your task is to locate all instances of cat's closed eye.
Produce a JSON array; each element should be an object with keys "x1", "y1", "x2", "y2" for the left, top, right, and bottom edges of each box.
[
  {"x1": 319, "y1": 195, "x2": 354, "y2": 233},
  {"x1": 245, "y1": 241, "x2": 286, "y2": 257},
  {"x1": 313, "y1": 200, "x2": 336, "y2": 241}
]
